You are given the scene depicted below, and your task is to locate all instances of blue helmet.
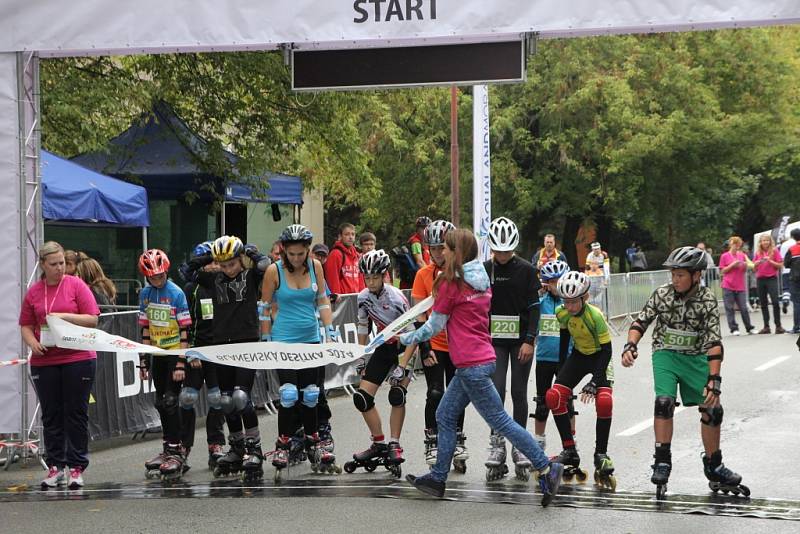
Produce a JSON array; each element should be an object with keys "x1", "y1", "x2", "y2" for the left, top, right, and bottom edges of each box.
[
  {"x1": 539, "y1": 260, "x2": 570, "y2": 281},
  {"x1": 193, "y1": 240, "x2": 213, "y2": 257}
]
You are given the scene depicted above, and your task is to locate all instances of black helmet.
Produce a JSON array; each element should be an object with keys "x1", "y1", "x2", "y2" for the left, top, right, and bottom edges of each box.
[
  {"x1": 663, "y1": 246, "x2": 709, "y2": 272},
  {"x1": 791, "y1": 228, "x2": 800, "y2": 241},
  {"x1": 415, "y1": 216, "x2": 432, "y2": 228}
]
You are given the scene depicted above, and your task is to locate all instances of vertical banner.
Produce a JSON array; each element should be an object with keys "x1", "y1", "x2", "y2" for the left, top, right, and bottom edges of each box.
[{"x1": 472, "y1": 84, "x2": 491, "y2": 261}]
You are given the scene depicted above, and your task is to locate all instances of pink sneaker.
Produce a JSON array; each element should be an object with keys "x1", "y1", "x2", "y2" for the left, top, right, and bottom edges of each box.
[
  {"x1": 41, "y1": 465, "x2": 66, "y2": 489},
  {"x1": 68, "y1": 466, "x2": 84, "y2": 489}
]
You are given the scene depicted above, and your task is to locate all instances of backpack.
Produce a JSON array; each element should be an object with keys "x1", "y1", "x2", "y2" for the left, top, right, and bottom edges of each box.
[{"x1": 390, "y1": 245, "x2": 419, "y2": 285}]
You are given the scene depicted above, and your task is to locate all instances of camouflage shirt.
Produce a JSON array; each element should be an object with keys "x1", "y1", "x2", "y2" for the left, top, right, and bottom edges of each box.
[{"x1": 635, "y1": 284, "x2": 721, "y2": 354}]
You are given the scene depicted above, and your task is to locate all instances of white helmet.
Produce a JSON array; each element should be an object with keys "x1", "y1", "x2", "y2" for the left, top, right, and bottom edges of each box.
[
  {"x1": 425, "y1": 220, "x2": 455, "y2": 246},
  {"x1": 557, "y1": 271, "x2": 591, "y2": 299},
  {"x1": 488, "y1": 217, "x2": 519, "y2": 252},
  {"x1": 359, "y1": 249, "x2": 391, "y2": 275}
]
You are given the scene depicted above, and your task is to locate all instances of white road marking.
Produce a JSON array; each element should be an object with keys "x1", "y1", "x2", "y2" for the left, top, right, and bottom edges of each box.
[
  {"x1": 616, "y1": 406, "x2": 687, "y2": 437},
  {"x1": 754, "y1": 355, "x2": 792, "y2": 372}
]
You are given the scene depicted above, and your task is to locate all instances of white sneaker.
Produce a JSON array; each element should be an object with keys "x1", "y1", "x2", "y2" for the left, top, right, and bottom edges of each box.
[
  {"x1": 67, "y1": 466, "x2": 84, "y2": 489},
  {"x1": 731, "y1": 331, "x2": 741, "y2": 336},
  {"x1": 41, "y1": 466, "x2": 66, "y2": 488}
]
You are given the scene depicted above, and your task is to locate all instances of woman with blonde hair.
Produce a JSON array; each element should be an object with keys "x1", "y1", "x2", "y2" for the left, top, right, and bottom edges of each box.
[
  {"x1": 718, "y1": 236, "x2": 755, "y2": 335},
  {"x1": 76, "y1": 258, "x2": 117, "y2": 331},
  {"x1": 18, "y1": 241, "x2": 100, "y2": 489},
  {"x1": 753, "y1": 234, "x2": 785, "y2": 333}
]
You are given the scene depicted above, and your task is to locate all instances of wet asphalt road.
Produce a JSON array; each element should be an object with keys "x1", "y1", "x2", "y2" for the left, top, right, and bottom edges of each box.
[{"x1": 2, "y1": 313, "x2": 799, "y2": 533}]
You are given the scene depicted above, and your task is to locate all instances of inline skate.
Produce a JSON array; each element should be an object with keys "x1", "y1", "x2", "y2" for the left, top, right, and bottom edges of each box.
[
  {"x1": 552, "y1": 447, "x2": 587, "y2": 483},
  {"x1": 485, "y1": 434, "x2": 508, "y2": 481},
  {"x1": 159, "y1": 445, "x2": 186, "y2": 482},
  {"x1": 214, "y1": 436, "x2": 245, "y2": 478},
  {"x1": 593, "y1": 452, "x2": 616, "y2": 490},
  {"x1": 512, "y1": 446, "x2": 532, "y2": 481},
  {"x1": 145, "y1": 443, "x2": 167, "y2": 480},
  {"x1": 344, "y1": 440, "x2": 400, "y2": 478},
  {"x1": 703, "y1": 451, "x2": 750, "y2": 497},
  {"x1": 207, "y1": 443, "x2": 224, "y2": 470},
  {"x1": 241, "y1": 437, "x2": 264, "y2": 482},
  {"x1": 424, "y1": 429, "x2": 438, "y2": 466},
  {"x1": 453, "y1": 432, "x2": 468, "y2": 474},
  {"x1": 651, "y1": 460, "x2": 671, "y2": 500},
  {"x1": 307, "y1": 433, "x2": 341, "y2": 475}
]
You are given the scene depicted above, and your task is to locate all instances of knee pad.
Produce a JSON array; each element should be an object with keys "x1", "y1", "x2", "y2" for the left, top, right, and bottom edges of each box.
[
  {"x1": 426, "y1": 387, "x2": 443, "y2": 405},
  {"x1": 160, "y1": 391, "x2": 179, "y2": 415},
  {"x1": 700, "y1": 405, "x2": 724, "y2": 427},
  {"x1": 545, "y1": 384, "x2": 571, "y2": 416},
  {"x1": 533, "y1": 396, "x2": 549, "y2": 421},
  {"x1": 654, "y1": 395, "x2": 676, "y2": 419},
  {"x1": 206, "y1": 386, "x2": 222, "y2": 411},
  {"x1": 231, "y1": 388, "x2": 251, "y2": 413},
  {"x1": 353, "y1": 388, "x2": 375, "y2": 413},
  {"x1": 300, "y1": 384, "x2": 320, "y2": 408},
  {"x1": 595, "y1": 387, "x2": 613, "y2": 419},
  {"x1": 178, "y1": 387, "x2": 200, "y2": 409},
  {"x1": 388, "y1": 385, "x2": 407, "y2": 407},
  {"x1": 219, "y1": 392, "x2": 235, "y2": 415},
  {"x1": 279, "y1": 383, "x2": 299, "y2": 408}
]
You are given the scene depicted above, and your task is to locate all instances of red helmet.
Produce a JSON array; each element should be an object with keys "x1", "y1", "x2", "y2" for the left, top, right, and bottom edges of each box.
[{"x1": 138, "y1": 249, "x2": 170, "y2": 277}]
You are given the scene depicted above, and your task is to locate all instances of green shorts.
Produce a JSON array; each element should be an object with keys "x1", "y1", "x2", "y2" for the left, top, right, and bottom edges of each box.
[{"x1": 652, "y1": 349, "x2": 709, "y2": 406}]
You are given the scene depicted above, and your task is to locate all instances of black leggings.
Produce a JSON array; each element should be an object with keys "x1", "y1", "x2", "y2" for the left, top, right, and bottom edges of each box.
[
  {"x1": 757, "y1": 276, "x2": 782, "y2": 329},
  {"x1": 533, "y1": 360, "x2": 560, "y2": 422},
  {"x1": 491, "y1": 343, "x2": 533, "y2": 427},
  {"x1": 217, "y1": 364, "x2": 258, "y2": 435},
  {"x1": 423, "y1": 349, "x2": 465, "y2": 432},
  {"x1": 277, "y1": 367, "x2": 322, "y2": 437},
  {"x1": 151, "y1": 355, "x2": 182, "y2": 444},
  {"x1": 183, "y1": 360, "x2": 225, "y2": 447}
]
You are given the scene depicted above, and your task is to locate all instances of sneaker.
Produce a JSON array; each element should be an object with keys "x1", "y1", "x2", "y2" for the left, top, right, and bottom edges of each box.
[
  {"x1": 731, "y1": 330, "x2": 740, "y2": 336},
  {"x1": 775, "y1": 327, "x2": 786, "y2": 334},
  {"x1": 406, "y1": 473, "x2": 446, "y2": 498},
  {"x1": 746, "y1": 328, "x2": 756, "y2": 335},
  {"x1": 67, "y1": 467, "x2": 84, "y2": 489},
  {"x1": 538, "y1": 462, "x2": 564, "y2": 507},
  {"x1": 41, "y1": 466, "x2": 66, "y2": 488},
  {"x1": 757, "y1": 327, "x2": 771, "y2": 334}
]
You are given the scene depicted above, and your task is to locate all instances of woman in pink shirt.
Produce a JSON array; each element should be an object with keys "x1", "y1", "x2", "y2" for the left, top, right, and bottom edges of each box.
[
  {"x1": 399, "y1": 229, "x2": 563, "y2": 507},
  {"x1": 753, "y1": 234, "x2": 785, "y2": 334},
  {"x1": 719, "y1": 236, "x2": 755, "y2": 335},
  {"x1": 19, "y1": 242, "x2": 100, "y2": 489}
]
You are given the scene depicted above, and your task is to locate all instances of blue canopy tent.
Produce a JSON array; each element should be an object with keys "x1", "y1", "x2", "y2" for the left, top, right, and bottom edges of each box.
[{"x1": 42, "y1": 150, "x2": 150, "y2": 227}]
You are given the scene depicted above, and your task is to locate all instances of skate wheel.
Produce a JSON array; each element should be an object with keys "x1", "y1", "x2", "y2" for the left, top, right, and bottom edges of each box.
[
  {"x1": 344, "y1": 461, "x2": 356, "y2": 474},
  {"x1": 575, "y1": 470, "x2": 588, "y2": 483},
  {"x1": 274, "y1": 469, "x2": 283, "y2": 483},
  {"x1": 453, "y1": 460, "x2": 467, "y2": 474},
  {"x1": 364, "y1": 463, "x2": 377, "y2": 473},
  {"x1": 739, "y1": 484, "x2": 751, "y2": 497},
  {"x1": 656, "y1": 484, "x2": 667, "y2": 500}
]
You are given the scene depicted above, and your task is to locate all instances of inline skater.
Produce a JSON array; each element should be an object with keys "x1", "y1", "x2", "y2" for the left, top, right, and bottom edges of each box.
[
  {"x1": 401, "y1": 229, "x2": 563, "y2": 507},
  {"x1": 261, "y1": 224, "x2": 340, "y2": 481},
  {"x1": 344, "y1": 250, "x2": 416, "y2": 478},
  {"x1": 544, "y1": 271, "x2": 616, "y2": 490},
  {"x1": 137, "y1": 249, "x2": 192, "y2": 481},
  {"x1": 411, "y1": 220, "x2": 469, "y2": 473},
  {"x1": 530, "y1": 260, "x2": 573, "y2": 451},
  {"x1": 483, "y1": 217, "x2": 540, "y2": 482},
  {"x1": 179, "y1": 241, "x2": 226, "y2": 469},
  {"x1": 622, "y1": 246, "x2": 749, "y2": 498},
  {"x1": 186, "y1": 236, "x2": 270, "y2": 481}
]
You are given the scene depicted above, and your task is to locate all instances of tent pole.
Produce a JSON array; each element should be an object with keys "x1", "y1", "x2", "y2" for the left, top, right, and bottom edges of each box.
[
  {"x1": 142, "y1": 226, "x2": 148, "y2": 251},
  {"x1": 221, "y1": 202, "x2": 226, "y2": 235}
]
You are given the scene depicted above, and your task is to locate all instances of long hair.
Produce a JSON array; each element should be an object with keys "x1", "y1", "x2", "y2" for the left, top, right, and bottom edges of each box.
[
  {"x1": 433, "y1": 228, "x2": 478, "y2": 294},
  {"x1": 757, "y1": 234, "x2": 775, "y2": 256},
  {"x1": 76, "y1": 258, "x2": 117, "y2": 303},
  {"x1": 280, "y1": 241, "x2": 311, "y2": 274}
]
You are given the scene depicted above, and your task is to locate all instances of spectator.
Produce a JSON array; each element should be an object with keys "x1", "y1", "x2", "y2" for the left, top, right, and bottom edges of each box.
[
  {"x1": 323, "y1": 222, "x2": 365, "y2": 295},
  {"x1": 269, "y1": 241, "x2": 282, "y2": 263},
  {"x1": 19, "y1": 241, "x2": 100, "y2": 489},
  {"x1": 630, "y1": 246, "x2": 648, "y2": 272},
  {"x1": 625, "y1": 242, "x2": 638, "y2": 266},
  {"x1": 585, "y1": 242, "x2": 609, "y2": 276},
  {"x1": 64, "y1": 250, "x2": 88, "y2": 276},
  {"x1": 779, "y1": 231, "x2": 796, "y2": 315},
  {"x1": 783, "y1": 228, "x2": 800, "y2": 334},
  {"x1": 312, "y1": 243, "x2": 329, "y2": 265},
  {"x1": 75, "y1": 258, "x2": 118, "y2": 332},
  {"x1": 359, "y1": 232, "x2": 377, "y2": 253},
  {"x1": 753, "y1": 234, "x2": 785, "y2": 334},
  {"x1": 408, "y1": 216, "x2": 432, "y2": 270},
  {"x1": 719, "y1": 236, "x2": 755, "y2": 335},
  {"x1": 531, "y1": 234, "x2": 568, "y2": 272}
]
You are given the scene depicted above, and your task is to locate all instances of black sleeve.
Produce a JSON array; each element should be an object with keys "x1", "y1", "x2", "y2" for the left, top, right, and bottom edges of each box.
[
  {"x1": 186, "y1": 253, "x2": 214, "y2": 286},
  {"x1": 785, "y1": 248, "x2": 792, "y2": 269},
  {"x1": 524, "y1": 266, "x2": 542, "y2": 342},
  {"x1": 559, "y1": 328, "x2": 571, "y2": 365},
  {"x1": 592, "y1": 342, "x2": 613, "y2": 383}
]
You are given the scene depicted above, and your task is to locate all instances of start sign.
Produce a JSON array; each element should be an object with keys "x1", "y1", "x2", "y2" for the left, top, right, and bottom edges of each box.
[{"x1": 353, "y1": 0, "x2": 437, "y2": 23}]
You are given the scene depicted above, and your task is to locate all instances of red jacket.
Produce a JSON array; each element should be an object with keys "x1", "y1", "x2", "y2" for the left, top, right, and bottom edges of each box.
[{"x1": 323, "y1": 241, "x2": 365, "y2": 295}]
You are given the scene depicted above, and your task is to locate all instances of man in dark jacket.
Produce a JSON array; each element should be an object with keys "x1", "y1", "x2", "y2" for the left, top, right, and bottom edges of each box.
[{"x1": 783, "y1": 228, "x2": 800, "y2": 333}]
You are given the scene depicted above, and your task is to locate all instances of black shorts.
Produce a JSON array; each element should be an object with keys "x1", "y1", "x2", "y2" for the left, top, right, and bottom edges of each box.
[
  {"x1": 361, "y1": 343, "x2": 402, "y2": 385},
  {"x1": 555, "y1": 351, "x2": 610, "y2": 390}
]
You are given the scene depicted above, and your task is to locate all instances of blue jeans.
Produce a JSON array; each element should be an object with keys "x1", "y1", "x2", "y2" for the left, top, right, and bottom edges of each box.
[{"x1": 431, "y1": 362, "x2": 549, "y2": 482}]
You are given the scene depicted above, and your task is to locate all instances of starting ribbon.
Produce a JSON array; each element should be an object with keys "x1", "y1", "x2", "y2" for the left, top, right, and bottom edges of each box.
[
  {"x1": 45, "y1": 297, "x2": 433, "y2": 371},
  {"x1": 0, "y1": 359, "x2": 28, "y2": 368}
]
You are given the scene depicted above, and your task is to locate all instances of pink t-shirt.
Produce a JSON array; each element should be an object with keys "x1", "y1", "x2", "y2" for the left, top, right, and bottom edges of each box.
[
  {"x1": 719, "y1": 251, "x2": 748, "y2": 292},
  {"x1": 753, "y1": 249, "x2": 782, "y2": 279},
  {"x1": 432, "y1": 280, "x2": 495, "y2": 369},
  {"x1": 19, "y1": 275, "x2": 100, "y2": 366}
]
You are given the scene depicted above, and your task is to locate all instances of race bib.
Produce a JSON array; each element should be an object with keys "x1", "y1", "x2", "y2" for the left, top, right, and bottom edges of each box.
[
  {"x1": 491, "y1": 315, "x2": 520, "y2": 339},
  {"x1": 40, "y1": 324, "x2": 55, "y2": 347},
  {"x1": 538, "y1": 314, "x2": 560, "y2": 338},
  {"x1": 146, "y1": 303, "x2": 172, "y2": 328},
  {"x1": 661, "y1": 327, "x2": 699, "y2": 352},
  {"x1": 200, "y1": 298, "x2": 214, "y2": 321}
]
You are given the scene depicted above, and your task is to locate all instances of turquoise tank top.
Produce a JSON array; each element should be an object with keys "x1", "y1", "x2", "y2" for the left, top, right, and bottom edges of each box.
[{"x1": 271, "y1": 259, "x2": 321, "y2": 343}]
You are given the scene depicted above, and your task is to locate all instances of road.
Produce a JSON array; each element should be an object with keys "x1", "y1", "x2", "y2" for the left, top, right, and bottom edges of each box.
[{"x1": 2, "y1": 312, "x2": 799, "y2": 533}]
